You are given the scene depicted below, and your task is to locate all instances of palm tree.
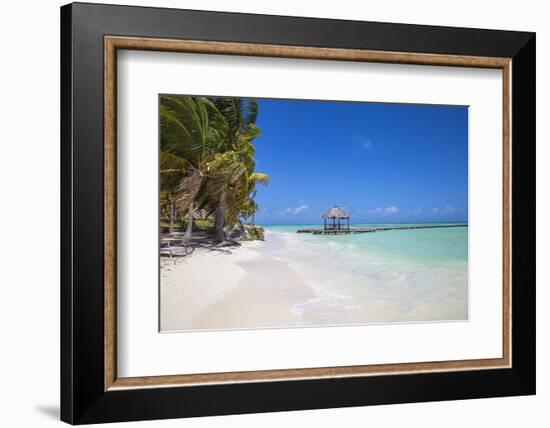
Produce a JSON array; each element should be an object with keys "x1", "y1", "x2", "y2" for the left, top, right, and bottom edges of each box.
[
  {"x1": 159, "y1": 190, "x2": 177, "y2": 233},
  {"x1": 244, "y1": 172, "x2": 269, "y2": 225},
  {"x1": 198, "y1": 150, "x2": 247, "y2": 241},
  {"x1": 160, "y1": 152, "x2": 204, "y2": 236},
  {"x1": 209, "y1": 98, "x2": 268, "y2": 242},
  {"x1": 160, "y1": 96, "x2": 228, "y2": 238},
  {"x1": 160, "y1": 95, "x2": 270, "y2": 244}
]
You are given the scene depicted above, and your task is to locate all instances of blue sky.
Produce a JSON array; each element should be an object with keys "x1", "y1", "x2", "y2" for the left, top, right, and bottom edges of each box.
[{"x1": 252, "y1": 98, "x2": 468, "y2": 225}]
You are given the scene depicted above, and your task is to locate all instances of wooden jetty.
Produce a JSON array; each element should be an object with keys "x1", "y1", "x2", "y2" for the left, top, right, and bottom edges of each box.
[{"x1": 297, "y1": 224, "x2": 467, "y2": 235}]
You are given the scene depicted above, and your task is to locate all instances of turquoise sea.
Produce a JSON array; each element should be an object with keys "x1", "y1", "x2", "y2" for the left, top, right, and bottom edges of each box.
[{"x1": 261, "y1": 223, "x2": 468, "y2": 325}]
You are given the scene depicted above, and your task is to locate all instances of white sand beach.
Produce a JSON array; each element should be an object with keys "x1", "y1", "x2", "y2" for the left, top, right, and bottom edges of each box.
[
  {"x1": 160, "y1": 227, "x2": 468, "y2": 332},
  {"x1": 160, "y1": 239, "x2": 315, "y2": 331}
]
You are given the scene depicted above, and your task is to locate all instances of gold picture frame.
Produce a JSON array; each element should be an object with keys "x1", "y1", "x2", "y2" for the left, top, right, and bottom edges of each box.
[{"x1": 103, "y1": 35, "x2": 512, "y2": 391}]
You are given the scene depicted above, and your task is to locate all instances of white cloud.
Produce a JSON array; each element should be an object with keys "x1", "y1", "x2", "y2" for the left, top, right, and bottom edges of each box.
[
  {"x1": 369, "y1": 206, "x2": 399, "y2": 215},
  {"x1": 293, "y1": 204, "x2": 309, "y2": 215},
  {"x1": 280, "y1": 203, "x2": 309, "y2": 216},
  {"x1": 441, "y1": 205, "x2": 457, "y2": 214},
  {"x1": 432, "y1": 206, "x2": 457, "y2": 215},
  {"x1": 353, "y1": 135, "x2": 373, "y2": 150},
  {"x1": 362, "y1": 141, "x2": 373, "y2": 149}
]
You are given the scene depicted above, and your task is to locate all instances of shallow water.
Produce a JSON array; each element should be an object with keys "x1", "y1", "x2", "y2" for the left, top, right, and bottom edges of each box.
[{"x1": 262, "y1": 223, "x2": 468, "y2": 326}]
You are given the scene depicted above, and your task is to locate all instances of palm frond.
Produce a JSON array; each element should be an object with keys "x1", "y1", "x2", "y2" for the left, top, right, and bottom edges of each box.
[
  {"x1": 249, "y1": 172, "x2": 270, "y2": 185},
  {"x1": 160, "y1": 96, "x2": 228, "y2": 162},
  {"x1": 174, "y1": 173, "x2": 204, "y2": 212},
  {"x1": 160, "y1": 151, "x2": 192, "y2": 173}
]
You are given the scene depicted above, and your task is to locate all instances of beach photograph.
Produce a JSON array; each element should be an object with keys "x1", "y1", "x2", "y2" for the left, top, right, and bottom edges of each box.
[{"x1": 159, "y1": 95, "x2": 468, "y2": 332}]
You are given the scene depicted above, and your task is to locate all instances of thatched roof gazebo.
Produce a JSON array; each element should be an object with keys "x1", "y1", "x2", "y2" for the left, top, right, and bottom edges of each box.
[{"x1": 322, "y1": 206, "x2": 350, "y2": 230}]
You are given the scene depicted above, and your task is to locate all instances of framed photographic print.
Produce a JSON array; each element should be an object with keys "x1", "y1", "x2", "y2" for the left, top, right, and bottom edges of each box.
[{"x1": 60, "y1": 2, "x2": 536, "y2": 424}]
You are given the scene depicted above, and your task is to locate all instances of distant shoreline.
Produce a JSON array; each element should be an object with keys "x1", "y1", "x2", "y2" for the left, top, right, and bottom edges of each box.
[
  {"x1": 295, "y1": 223, "x2": 467, "y2": 235},
  {"x1": 261, "y1": 221, "x2": 468, "y2": 227}
]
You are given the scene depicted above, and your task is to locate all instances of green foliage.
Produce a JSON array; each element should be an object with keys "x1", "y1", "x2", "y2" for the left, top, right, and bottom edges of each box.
[
  {"x1": 193, "y1": 218, "x2": 215, "y2": 230},
  {"x1": 246, "y1": 226, "x2": 265, "y2": 241},
  {"x1": 160, "y1": 95, "x2": 270, "y2": 240},
  {"x1": 160, "y1": 218, "x2": 214, "y2": 231}
]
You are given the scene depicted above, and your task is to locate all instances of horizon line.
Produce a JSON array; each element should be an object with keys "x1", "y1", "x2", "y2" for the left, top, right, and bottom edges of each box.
[{"x1": 256, "y1": 220, "x2": 468, "y2": 226}]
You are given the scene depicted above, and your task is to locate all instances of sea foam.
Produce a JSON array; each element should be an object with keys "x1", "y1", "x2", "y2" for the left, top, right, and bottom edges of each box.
[{"x1": 262, "y1": 226, "x2": 468, "y2": 326}]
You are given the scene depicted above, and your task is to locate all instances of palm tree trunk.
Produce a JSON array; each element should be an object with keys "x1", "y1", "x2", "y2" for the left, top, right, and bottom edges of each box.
[
  {"x1": 177, "y1": 173, "x2": 203, "y2": 213},
  {"x1": 185, "y1": 200, "x2": 194, "y2": 238},
  {"x1": 214, "y1": 190, "x2": 227, "y2": 243},
  {"x1": 169, "y1": 196, "x2": 175, "y2": 234},
  {"x1": 177, "y1": 173, "x2": 203, "y2": 238}
]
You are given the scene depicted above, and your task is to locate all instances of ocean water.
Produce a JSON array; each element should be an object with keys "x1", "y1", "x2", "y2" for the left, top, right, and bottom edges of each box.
[{"x1": 262, "y1": 223, "x2": 468, "y2": 326}]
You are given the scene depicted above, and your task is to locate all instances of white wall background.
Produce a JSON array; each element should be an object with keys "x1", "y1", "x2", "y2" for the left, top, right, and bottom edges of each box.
[{"x1": 0, "y1": 0, "x2": 546, "y2": 426}]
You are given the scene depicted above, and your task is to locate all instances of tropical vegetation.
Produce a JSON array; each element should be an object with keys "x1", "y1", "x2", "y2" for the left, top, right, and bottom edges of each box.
[{"x1": 159, "y1": 95, "x2": 268, "y2": 243}]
